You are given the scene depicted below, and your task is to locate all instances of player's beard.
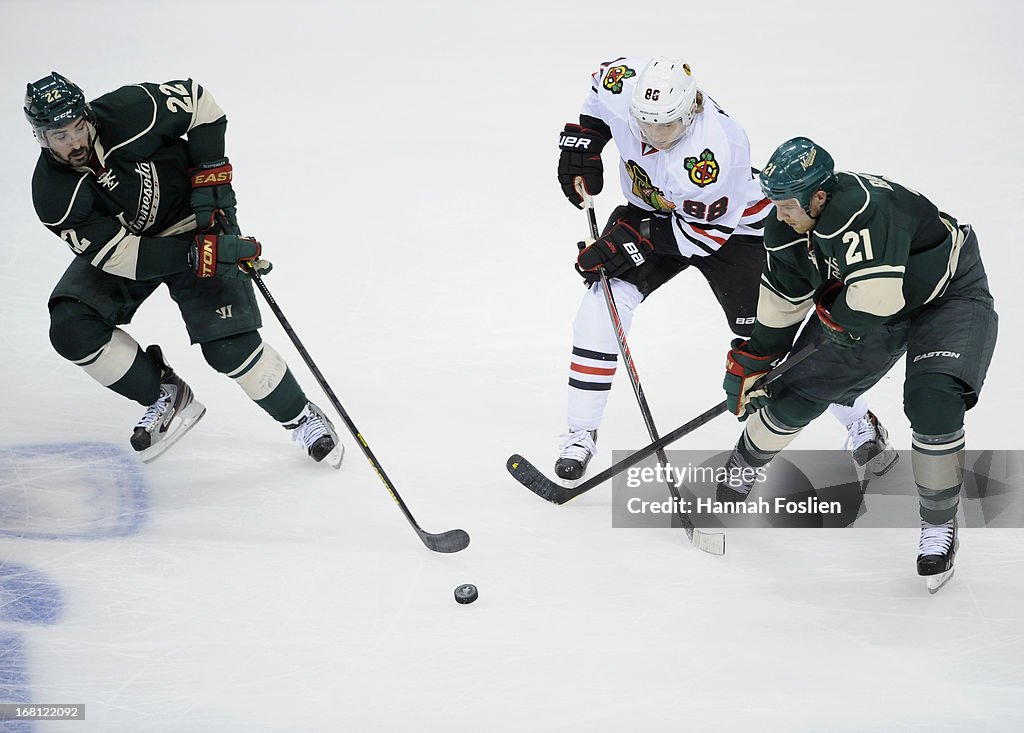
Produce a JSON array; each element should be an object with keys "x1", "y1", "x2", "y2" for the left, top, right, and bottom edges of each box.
[
  {"x1": 64, "y1": 146, "x2": 91, "y2": 165},
  {"x1": 53, "y1": 125, "x2": 96, "y2": 167}
]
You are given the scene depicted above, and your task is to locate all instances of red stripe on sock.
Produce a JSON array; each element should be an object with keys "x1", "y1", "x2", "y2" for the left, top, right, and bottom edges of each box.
[{"x1": 571, "y1": 362, "x2": 617, "y2": 376}]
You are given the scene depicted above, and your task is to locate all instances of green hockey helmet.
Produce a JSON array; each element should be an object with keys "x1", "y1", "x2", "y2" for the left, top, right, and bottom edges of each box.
[
  {"x1": 759, "y1": 137, "x2": 836, "y2": 208},
  {"x1": 24, "y1": 72, "x2": 92, "y2": 143}
]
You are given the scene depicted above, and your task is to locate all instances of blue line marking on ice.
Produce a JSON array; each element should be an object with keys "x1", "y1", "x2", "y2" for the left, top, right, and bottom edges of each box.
[
  {"x1": 0, "y1": 565, "x2": 62, "y2": 626},
  {"x1": 0, "y1": 442, "x2": 149, "y2": 540},
  {"x1": 0, "y1": 634, "x2": 36, "y2": 732}
]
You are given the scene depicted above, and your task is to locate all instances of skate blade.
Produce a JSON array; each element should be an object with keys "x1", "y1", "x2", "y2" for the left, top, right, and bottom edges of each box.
[
  {"x1": 138, "y1": 400, "x2": 207, "y2": 464},
  {"x1": 323, "y1": 443, "x2": 344, "y2": 470},
  {"x1": 869, "y1": 447, "x2": 899, "y2": 476},
  {"x1": 926, "y1": 567, "x2": 955, "y2": 594}
]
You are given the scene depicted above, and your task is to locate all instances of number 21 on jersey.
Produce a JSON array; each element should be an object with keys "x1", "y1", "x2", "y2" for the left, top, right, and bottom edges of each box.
[{"x1": 843, "y1": 228, "x2": 874, "y2": 265}]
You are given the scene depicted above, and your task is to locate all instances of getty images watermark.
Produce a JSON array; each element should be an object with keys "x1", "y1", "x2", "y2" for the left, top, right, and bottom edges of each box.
[{"x1": 611, "y1": 449, "x2": 1024, "y2": 529}]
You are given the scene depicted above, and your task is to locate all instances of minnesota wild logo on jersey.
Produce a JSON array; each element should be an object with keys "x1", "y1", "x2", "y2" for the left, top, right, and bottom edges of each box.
[
  {"x1": 625, "y1": 160, "x2": 675, "y2": 211},
  {"x1": 602, "y1": 65, "x2": 636, "y2": 94},
  {"x1": 684, "y1": 148, "x2": 720, "y2": 188}
]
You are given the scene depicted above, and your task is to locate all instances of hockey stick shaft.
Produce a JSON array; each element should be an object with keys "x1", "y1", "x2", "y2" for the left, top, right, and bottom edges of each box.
[
  {"x1": 246, "y1": 265, "x2": 469, "y2": 553},
  {"x1": 507, "y1": 342, "x2": 816, "y2": 503},
  {"x1": 573, "y1": 179, "x2": 719, "y2": 548}
]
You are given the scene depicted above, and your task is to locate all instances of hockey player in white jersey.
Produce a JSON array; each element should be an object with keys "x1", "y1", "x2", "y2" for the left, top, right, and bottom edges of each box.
[{"x1": 553, "y1": 56, "x2": 896, "y2": 480}]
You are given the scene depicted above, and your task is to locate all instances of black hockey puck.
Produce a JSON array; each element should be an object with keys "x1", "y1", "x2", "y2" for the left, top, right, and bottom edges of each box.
[{"x1": 454, "y1": 584, "x2": 478, "y2": 604}]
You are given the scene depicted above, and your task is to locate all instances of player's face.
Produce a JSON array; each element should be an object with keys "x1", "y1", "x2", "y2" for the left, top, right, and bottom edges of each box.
[
  {"x1": 772, "y1": 194, "x2": 825, "y2": 233},
  {"x1": 638, "y1": 119, "x2": 687, "y2": 150},
  {"x1": 772, "y1": 198, "x2": 812, "y2": 231},
  {"x1": 42, "y1": 117, "x2": 93, "y2": 166}
]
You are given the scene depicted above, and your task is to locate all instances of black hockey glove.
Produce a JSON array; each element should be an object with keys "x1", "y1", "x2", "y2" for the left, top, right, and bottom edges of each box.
[
  {"x1": 814, "y1": 280, "x2": 861, "y2": 348},
  {"x1": 189, "y1": 233, "x2": 272, "y2": 279},
  {"x1": 576, "y1": 220, "x2": 653, "y2": 281},
  {"x1": 558, "y1": 121, "x2": 610, "y2": 208},
  {"x1": 190, "y1": 157, "x2": 239, "y2": 234}
]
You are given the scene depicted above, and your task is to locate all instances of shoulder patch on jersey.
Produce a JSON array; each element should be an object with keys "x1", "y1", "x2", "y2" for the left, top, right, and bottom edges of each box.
[
  {"x1": 625, "y1": 160, "x2": 675, "y2": 212},
  {"x1": 684, "y1": 148, "x2": 720, "y2": 188},
  {"x1": 602, "y1": 64, "x2": 636, "y2": 94}
]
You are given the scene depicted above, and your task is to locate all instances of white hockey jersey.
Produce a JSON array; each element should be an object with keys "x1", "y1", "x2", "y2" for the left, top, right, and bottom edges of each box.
[{"x1": 581, "y1": 56, "x2": 770, "y2": 258}]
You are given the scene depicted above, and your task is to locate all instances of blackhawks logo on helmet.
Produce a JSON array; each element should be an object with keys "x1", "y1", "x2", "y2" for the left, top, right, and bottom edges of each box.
[
  {"x1": 603, "y1": 65, "x2": 636, "y2": 94},
  {"x1": 625, "y1": 160, "x2": 675, "y2": 212},
  {"x1": 684, "y1": 148, "x2": 720, "y2": 188}
]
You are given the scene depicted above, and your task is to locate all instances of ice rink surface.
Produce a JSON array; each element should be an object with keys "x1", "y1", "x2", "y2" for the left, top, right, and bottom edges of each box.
[{"x1": 1, "y1": 1, "x2": 1022, "y2": 730}]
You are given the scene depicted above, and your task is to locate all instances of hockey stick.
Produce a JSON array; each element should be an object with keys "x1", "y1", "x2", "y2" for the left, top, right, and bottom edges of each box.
[
  {"x1": 507, "y1": 342, "x2": 816, "y2": 505},
  {"x1": 575, "y1": 178, "x2": 724, "y2": 554},
  {"x1": 245, "y1": 262, "x2": 470, "y2": 554}
]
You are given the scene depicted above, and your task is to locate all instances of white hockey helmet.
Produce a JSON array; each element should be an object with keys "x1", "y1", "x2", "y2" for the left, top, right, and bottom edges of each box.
[{"x1": 629, "y1": 57, "x2": 699, "y2": 151}]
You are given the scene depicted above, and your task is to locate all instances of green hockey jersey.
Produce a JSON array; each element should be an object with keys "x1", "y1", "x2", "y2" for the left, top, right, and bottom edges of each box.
[
  {"x1": 752, "y1": 171, "x2": 966, "y2": 352},
  {"x1": 31, "y1": 79, "x2": 228, "y2": 280}
]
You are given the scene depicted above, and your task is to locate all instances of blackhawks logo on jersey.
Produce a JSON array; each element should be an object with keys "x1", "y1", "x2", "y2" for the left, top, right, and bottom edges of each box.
[
  {"x1": 603, "y1": 65, "x2": 636, "y2": 94},
  {"x1": 625, "y1": 160, "x2": 675, "y2": 212},
  {"x1": 684, "y1": 148, "x2": 720, "y2": 188}
]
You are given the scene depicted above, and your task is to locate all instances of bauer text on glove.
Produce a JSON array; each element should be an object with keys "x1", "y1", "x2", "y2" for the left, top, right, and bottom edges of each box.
[{"x1": 557, "y1": 119, "x2": 610, "y2": 208}]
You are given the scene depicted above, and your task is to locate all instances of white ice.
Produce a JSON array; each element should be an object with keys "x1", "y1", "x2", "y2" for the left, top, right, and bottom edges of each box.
[{"x1": 1, "y1": 1, "x2": 1023, "y2": 731}]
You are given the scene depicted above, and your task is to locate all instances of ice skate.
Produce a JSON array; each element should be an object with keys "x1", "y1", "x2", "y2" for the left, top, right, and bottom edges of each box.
[
  {"x1": 917, "y1": 518, "x2": 958, "y2": 594},
  {"x1": 285, "y1": 401, "x2": 344, "y2": 469},
  {"x1": 130, "y1": 345, "x2": 206, "y2": 463},
  {"x1": 846, "y1": 411, "x2": 898, "y2": 476},
  {"x1": 555, "y1": 429, "x2": 597, "y2": 482},
  {"x1": 716, "y1": 450, "x2": 758, "y2": 504}
]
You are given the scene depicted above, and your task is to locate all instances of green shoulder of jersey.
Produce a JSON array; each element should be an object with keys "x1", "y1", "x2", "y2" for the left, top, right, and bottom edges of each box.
[
  {"x1": 762, "y1": 172, "x2": 964, "y2": 334},
  {"x1": 90, "y1": 80, "x2": 227, "y2": 159},
  {"x1": 32, "y1": 156, "x2": 98, "y2": 230}
]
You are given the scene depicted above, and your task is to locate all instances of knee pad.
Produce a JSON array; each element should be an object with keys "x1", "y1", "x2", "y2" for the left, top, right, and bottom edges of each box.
[
  {"x1": 49, "y1": 298, "x2": 142, "y2": 387},
  {"x1": 49, "y1": 298, "x2": 111, "y2": 361},
  {"x1": 904, "y1": 373, "x2": 967, "y2": 435},
  {"x1": 201, "y1": 332, "x2": 288, "y2": 401},
  {"x1": 764, "y1": 387, "x2": 828, "y2": 430}
]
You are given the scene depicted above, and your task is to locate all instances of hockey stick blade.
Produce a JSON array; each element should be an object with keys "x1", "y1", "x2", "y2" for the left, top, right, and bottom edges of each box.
[
  {"x1": 505, "y1": 399, "x2": 725, "y2": 505},
  {"x1": 506, "y1": 452, "x2": 725, "y2": 553},
  {"x1": 506, "y1": 455, "x2": 578, "y2": 504},
  {"x1": 420, "y1": 528, "x2": 471, "y2": 554},
  {"x1": 506, "y1": 344, "x2": 817, "y2": 506}
]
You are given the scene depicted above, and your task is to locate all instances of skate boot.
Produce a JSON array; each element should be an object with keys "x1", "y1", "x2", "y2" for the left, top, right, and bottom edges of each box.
[
  {"x1": 284, "y1": 401, "x2": 344, "y2": 469},
  {"x1": 846, "y1": 411, "x2": 899, "y2": 476},
  {"x1": 555, "y1": 429, "x2": 597, "y2": 481},
  {"x1": 918, "y1": 518, "x2": 958, "y2": 594},
  {"x1": 716, "y1": 450, "x2": 759, "y2": 504},
  {"x1": 130, "y1": 345, "x2": 207, "y2": 463}
]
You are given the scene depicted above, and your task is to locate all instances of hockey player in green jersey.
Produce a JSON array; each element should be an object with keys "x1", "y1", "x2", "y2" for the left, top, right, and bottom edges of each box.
[
  {"x1": 25, "y1": 72, "x2": 344, "y2": 467},
  {"x1": 721, "y1": 136, "x2": 997, "y2": 592}
]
